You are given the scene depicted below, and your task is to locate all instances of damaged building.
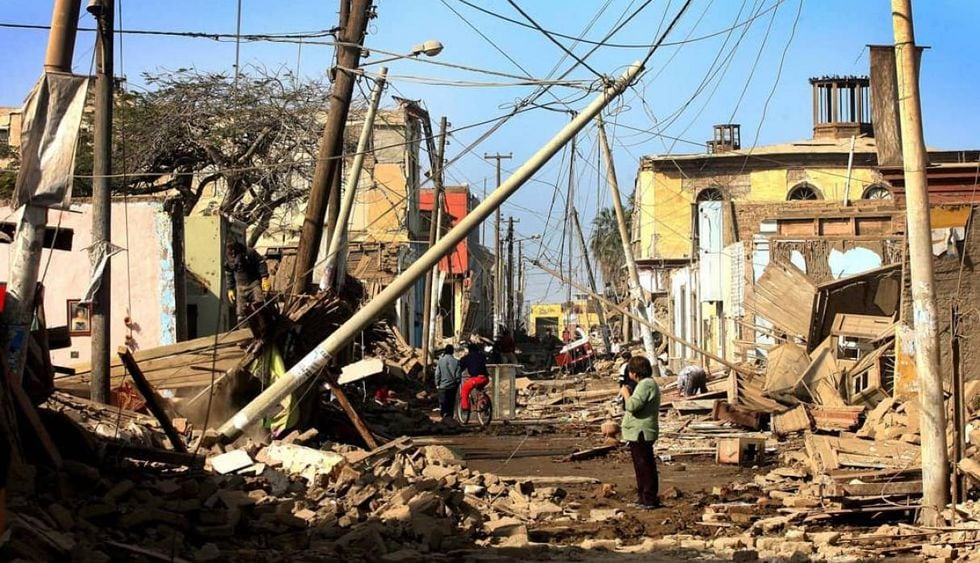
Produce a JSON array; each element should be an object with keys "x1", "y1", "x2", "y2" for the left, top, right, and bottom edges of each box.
[{"x1": 632, "y1": 48, "x2": 980, "y2": 394}]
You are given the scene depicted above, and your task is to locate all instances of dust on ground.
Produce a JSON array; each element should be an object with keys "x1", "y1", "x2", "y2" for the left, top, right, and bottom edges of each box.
[{"x1": 417, "y1": 426, "x2": 771, "y2": 547}]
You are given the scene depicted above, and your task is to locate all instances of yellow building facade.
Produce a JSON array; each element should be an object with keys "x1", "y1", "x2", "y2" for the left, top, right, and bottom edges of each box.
[{"x1": 529, "y1": 300, "x2": 602, "y2": 338}]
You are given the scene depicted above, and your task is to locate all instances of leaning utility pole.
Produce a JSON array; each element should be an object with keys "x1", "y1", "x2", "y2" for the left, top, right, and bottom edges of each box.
[
  {"x1": 293, "y1": 0, "x2": 372, "y2": 295},
  {"x1": 505, "y1": 216, "x2": 514, "y2": 331},
  {"x1": 322, "y1": 66, "x2": 387, "y2": 290},
  {"x1": 891, "y1": 0, "x2": 948, "y2": 526},
  {"x1": 421, "y1": 117, "x2": 447, "y2": 372},
  {"x1": 596, "y1": 115, "x2": 657, "y2": 362},
  {"x1": 564, "y1": 134, "x2": 575, "y2": 332},
  {"x1": 3, "y1": 0, "x2": 81, "y2": 383},
  {"x1": 90, "y1": 0, "x2": 114, "y2": 404},
  {"x1": 572, "y1": 208, "x2": 612, "y2": 354},
  {"x1": 216, "y1": 62, "x2": 644, "y2": 443},
  {"x1": 484, "y1": 152, "x2": 511, "y2": 337}
]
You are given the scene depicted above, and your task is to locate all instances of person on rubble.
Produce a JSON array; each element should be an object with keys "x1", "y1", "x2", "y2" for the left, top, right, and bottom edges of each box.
[
  {"x1": 676, "y1": 364, "x2": 708, "y2": 397},
  {"x1": 459, "y1": 342, "x2": 490, "y2": 414},
  {"x1": 619, "y1": 355, "x2": 662, "y2": 509},
  {"x1": 434, "y1": 344, "x2": 463, "y2": 419},
  {"x1": 224, "y1": 240, "x2": 271, "y2": 322}
]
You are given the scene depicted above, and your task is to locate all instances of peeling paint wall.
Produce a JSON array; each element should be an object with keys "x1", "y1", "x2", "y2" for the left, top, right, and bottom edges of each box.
[
  {"x1": 0, "y1": 200, "x2": 176, "y2": 367},
  {"x1": 155, "y1": 211, "x2": 177, "y2": 346}
]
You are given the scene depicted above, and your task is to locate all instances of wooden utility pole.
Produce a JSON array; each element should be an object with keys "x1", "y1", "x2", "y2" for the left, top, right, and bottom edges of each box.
[
  {"x1": 517, "y1": 240, "x2": 525, "y2": 331},
  {"x1": 596, "y1": 115, "x2": 657, "y2": 362},
  {"x1": 891, "y1": 0, "x2": 948, "y2": 525},
  {"x1": 506, "y1": 216, "x2": 515, "y2": 331},
  {"x1": 90, "y1": 0, "x2": 114, "y2": 404},
  {"x1": 572, "y1": 208, "x2": 612, "y2": 354},
  {"x1": 421, "y1": 117, "x2": 447, "y2": 371},
  {"x1": 3, "y1": 0, "x2": 81, "y2": 384},
  {"x1": 293, "y1": 0, "x2": 372, "y2": 294},
  {"x1": 484, "y1": 152, "x2": 511, "y2": 337}
]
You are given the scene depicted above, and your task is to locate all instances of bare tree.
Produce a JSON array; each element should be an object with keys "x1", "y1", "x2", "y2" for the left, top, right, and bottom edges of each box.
[{"x1": 82, "y1": 67, "x2": 330, "y2": 245}]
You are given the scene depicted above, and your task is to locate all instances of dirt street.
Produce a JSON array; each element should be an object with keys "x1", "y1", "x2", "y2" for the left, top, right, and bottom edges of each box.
[{"x1": 416, "y1": 426, "x2": 765, "y2": 559}]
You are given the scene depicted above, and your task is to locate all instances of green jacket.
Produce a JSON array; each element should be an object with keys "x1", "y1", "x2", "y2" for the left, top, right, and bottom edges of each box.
[{"x1": 621, "y1": 377, "x2": 661, "y2": 443}]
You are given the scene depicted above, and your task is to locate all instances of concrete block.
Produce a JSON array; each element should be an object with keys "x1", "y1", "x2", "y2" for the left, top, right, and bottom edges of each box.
[{"x1": 209, "y1": 450, "x2": 254, "y2": 475}]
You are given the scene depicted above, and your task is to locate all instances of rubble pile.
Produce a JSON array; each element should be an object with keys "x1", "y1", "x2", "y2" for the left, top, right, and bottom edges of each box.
[{"x1": 4, "y1": 428, "x2": 573, "y2": 561}]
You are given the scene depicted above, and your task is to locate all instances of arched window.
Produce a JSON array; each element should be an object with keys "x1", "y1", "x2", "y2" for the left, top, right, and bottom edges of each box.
[
  {"x1": 696, "y1": 187, "x2": 724, "y2": 202},
  {"x1": 861, "y1": 184, "x2": 893, "y2": 200},
  {"x1": 787, "y1": 182, "x2": 822, "y2": 200}
]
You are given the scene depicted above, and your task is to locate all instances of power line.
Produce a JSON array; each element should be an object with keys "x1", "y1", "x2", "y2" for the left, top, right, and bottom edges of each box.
[
  {"x1": 504, "y1": 0, "x2": 605, "y2": 80},
  {"x1": 0, "y1": 21, "x2": 338, "y2": 42},
  {"x1": 455, "y1": 0, "x2": 784, "y2": 49}
]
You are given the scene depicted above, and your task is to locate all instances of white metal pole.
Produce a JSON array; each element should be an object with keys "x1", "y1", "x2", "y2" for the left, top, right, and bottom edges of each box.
[
  {"x1": 321, "y1": 67, "x2": 387, "y2": 290},
  {"x1": 217, "y1": 62, "x2": 644, "y2": 442}
]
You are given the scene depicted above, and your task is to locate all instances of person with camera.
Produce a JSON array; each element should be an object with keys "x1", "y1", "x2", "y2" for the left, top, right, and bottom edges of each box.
[{"x1": 619, "y1": 355, "x2": 662, "y2": 509}]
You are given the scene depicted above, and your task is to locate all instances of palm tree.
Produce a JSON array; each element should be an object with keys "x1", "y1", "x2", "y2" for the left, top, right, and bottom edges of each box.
[{"x1": 589, "y1": 206, "x2": 628, "y2": 293}]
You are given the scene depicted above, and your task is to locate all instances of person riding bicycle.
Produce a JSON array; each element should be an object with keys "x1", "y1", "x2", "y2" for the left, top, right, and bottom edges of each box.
[{"x1": 459, "y1": 341, "x2": 490, "y2": 414}]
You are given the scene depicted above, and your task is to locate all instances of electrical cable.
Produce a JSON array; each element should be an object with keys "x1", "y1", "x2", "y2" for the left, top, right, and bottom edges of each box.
[
  {"x1": 504, "y1": 0, "x2": 605, "y2": 80},
  {"x1": 455, "y1": 0, "x2": 784, "y2": 49}
]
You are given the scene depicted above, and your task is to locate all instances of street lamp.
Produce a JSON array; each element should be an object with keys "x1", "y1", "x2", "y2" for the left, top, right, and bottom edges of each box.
[{"x1": 361, "y1": 40, "x2": 444, "y2": 67}]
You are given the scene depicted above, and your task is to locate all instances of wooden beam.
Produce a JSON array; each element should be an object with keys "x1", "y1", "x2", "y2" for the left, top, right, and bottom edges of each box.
[
  {"x1": 1, "y1": 353, "x2": 62, "y2": 469},
  {"x1": 117, "y1": 347, "x2": 188, "y2": 453},
  {"x1": 325, "y1": 371, "x2": 379, "y2": 449}
]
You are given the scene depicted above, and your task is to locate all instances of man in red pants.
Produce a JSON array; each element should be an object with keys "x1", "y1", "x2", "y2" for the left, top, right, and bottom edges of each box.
[{"x1": 459, "y1": 342, "x2": 489, "y2": 412}]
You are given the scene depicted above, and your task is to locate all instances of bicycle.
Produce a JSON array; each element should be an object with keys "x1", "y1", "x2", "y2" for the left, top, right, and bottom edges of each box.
[{"x1": 456, "y1": 379, "x2": 493, "y2": 427}]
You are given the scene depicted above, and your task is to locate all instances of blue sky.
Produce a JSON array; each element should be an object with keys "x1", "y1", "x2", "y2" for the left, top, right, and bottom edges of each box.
[{"x1": 2, "y1": 1, "x2": 978, "y2": 303}]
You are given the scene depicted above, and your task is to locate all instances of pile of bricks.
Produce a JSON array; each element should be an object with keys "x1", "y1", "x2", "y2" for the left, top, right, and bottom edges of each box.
[{"x1": 4, "y1": 432, "x2": 565, "y2": 561}]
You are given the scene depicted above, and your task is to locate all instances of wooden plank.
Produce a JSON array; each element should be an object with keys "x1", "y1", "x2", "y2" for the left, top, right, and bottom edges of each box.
[
  {"x1": 117, "y1": 348, "x2": 188, "y2": 453},
  {"x1": 497, "y1": 475, "x2": 601, "y2": 485},
  {"x1": 764, "y1": 342, "x2": 810, "y2": 395},
  {"x1": 58, "y1": 329, "x2": 253, "y2": 395},
  {"x1": 1, "y1": 353, "x2": 62, "y2": 469},
  {"x1": 839, "y1": 480, "x2": 922, "y2": 497},
  {"x1": 796, "y1": 338, "x2": 845, "y2": 406},
  {"x1": 324, "y1": 372, "x2": 379, "y2": 450},
  {"x1": 564, "y1": 443, "x2": 619, "y2": 462},
  {"x1": 672, "y1": 399, "x2": 718, "y2": 414},
  {"x1": 104, "y1": 442, "x2": 204, "y2": 468},
  {"x1": 804, "y1": 433, "x2": 840, "y2": 473},
  {"x1": 810, "y1": 405, "x2": 865, "y2": 431},
  {"x1": 772, "y1": 404, "x2": 811, "y2": 436},
  {"x1": 746, "y1": 261, "x2": 818, "y2": 338}
]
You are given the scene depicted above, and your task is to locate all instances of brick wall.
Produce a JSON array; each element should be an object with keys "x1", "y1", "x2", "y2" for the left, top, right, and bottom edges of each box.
[{"x1": 901, "y1": 205, "x2": 980, "y2": 383}]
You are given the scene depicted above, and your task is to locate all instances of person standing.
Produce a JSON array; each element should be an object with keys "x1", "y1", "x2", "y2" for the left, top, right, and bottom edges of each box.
[
  {"x1": 495, "y1": 328, "x2": 518, "y2": 364},
  {"x1": 434, "y1": 344, "x2": 463, "y2": 419},
  {"x1": 224, "y1": 241, "x2": 270, "y2": 322},
  {"x1": 619, "y1": 355, "x2": 662, "y2": 509}
]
